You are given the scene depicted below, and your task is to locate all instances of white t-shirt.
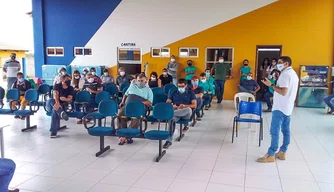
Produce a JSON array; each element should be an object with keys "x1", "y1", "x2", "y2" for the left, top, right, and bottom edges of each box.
[{"x1": 272, "y1": 67, "x2": 299, "y2": 116}]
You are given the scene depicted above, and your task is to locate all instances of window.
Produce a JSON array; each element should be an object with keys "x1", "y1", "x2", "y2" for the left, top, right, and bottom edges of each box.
[
  {"x1": 46, "y1": 47, "x2": 64, "y2": 56},
  {"x1": 178, "y1": 47, "x2": 199, "y2": 58},
  {"x1": 118, "y1": 48, "x2": 142, "y2": 64},
  {"x1": 84, "y1": 48, "x2": 92, "y2": 56},
  {"x1": 151, "y1": 47, "x2": 170, "y2": 58},
  {"x1": 74, "y1": 47, "x2": 93, "y2": 56},
  {"x1": 205, "y1": 47, "x2": 234, "y2": 70}
]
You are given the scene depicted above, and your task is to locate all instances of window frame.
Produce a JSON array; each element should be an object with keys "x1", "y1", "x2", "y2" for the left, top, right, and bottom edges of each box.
[{"x1": 178, "y1": 47, "x2": 199, "y2": 58}]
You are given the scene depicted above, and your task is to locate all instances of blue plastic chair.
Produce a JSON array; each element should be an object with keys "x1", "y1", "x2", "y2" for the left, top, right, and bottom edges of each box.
[
  {"x1": 105, "y1": 83, "x2": 119, "y2": 99},
  {"x1": 37, "y1": 84, "x2": 51, "y2": 110},
  {"x1": 152, "y1": 87, "x2": 164, "y2": 95},
  {"x1": 120, "y1": 83, "x2": 130, "y2": 94},
  {"x1": 84, "y1": 100, "x2": 118, "y2": 157},
  {"x1": 0, "y1": 89, "x2": 20, "y2": 114},
  {"x1": 116, "y1": 101, "x2": 146, "y2": 139},
  {"x1": 232, "y1": 101, "x2": 263, "y2": 146},
  {"x1": 89, "y1": 91, "x2": 111, "y2": 126},
  {"x1": 145, "y1": 103, "x2": 175, "y2": 162},
  {"x1": 164, "y1": 84, "x2": 177, "y2": 95},
  {"x1": 13, "y1": 89, "x2": 40, "y2": 132},
  {"x1": 66, "y1": 91, "x2": 91, "y2": 119},
  {"x1": 145, "y1": 93, "x2": 168, "y2": 123}
]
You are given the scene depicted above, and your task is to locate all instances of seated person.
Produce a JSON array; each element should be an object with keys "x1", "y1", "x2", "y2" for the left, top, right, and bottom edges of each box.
[
  {"x1": 12, "y1": 72, "x2": 32, "y2": 119},
  {"x1": 199, "y1": 72, "x2": 215, "y2": 110},
  {"x1": 116, "y1": 67, "x2": 134, "y2": 91},
  {"x1": 118, "y1": 73, "x2": 153, "y2": 145},
  {"x1": 264, "y1": 69, "x2": 280, "y2": 112},
  {"x1": 71, "y1": 70, "x2": 85, "y2": 93},
  {"x1": 148, "y1": 72, "x2": 161, "y2": 88},
  {"x1": 76, "y1": 73, "x2": 102, "y2": 124},
  {"x1": 100, "y1": 68, "x2": 114, "y2": 85},
  {"x1": 46, "y1": 75, "x2": 74, "y2": 138},
  {"x1": 239, "y1": 72, "x2": 260, "y2": 95},
  {"x1": 90, "y1": 67, "x2": 102, "y2": 84},
  {"x1": 53, "y1": 67, "x2": 67, "y2": 86},
  {"x1": 159, "y1": 68, "x2": 173, "y2": 87},
  {"x1": 81, "y1": 67, "x2": 89, "y2": 79},
  {"x1": 188, "y1": 76, "x2": 204, "y2": 121},
  {"x1": 163, "y1": 78, "x2": 197, "y2": 149},
  {"x1": 0, "y1": 158, "x2": 20, "y2": 192}
]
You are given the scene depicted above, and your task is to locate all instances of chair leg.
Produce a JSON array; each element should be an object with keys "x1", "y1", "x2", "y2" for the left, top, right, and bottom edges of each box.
[
  {"x1": 96, "y1": 136, "x2": 110, "y2": 157},
  {"x1": 236, "y1": 121, "x2": 238, "y2": 138},
  {"x1": 58, "y1": 125, "x2": 67, "y2": 131},
  {"x1": 176, "y1": 124, "x2": 185, "y2": 142},
  {"x1": 156, "y1": 140, "x2": 166, "y2": 162},
  {"x1": 232, "y1": 120, "x2": 235, "y2": 143},
  {"x1": 98, "y1": 119, "x2": 102, "y2": 127},
  {"x1": 21, "y1": 116, "x2": 37, "y2": 132}
]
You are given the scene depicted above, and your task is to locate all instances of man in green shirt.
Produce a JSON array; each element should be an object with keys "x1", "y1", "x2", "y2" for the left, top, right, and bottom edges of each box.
[
  {"x1": 184, "y1": 60, "x2": 196, "y2": 84},
  {"x1": 211, "y1": 57, "x2": 232, "y2": 103}
]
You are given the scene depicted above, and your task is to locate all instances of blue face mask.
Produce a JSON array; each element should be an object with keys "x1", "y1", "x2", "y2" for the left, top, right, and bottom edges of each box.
[
  {"x1": 136, "y1": 81, "x2": 146, "y2": 88},
  {"x1": 18, "y1": 78, "x2": 24, "y2": 83},
  {"x1": 178, "y1": 87, "x2": 185, "y2": 93},
  {"x1": 205, "y1": 72, "x2": 210, "y2": 76},
  {"x1": 277, "y1": 63, "x2": 285, "y2": 71},
  {"x1": 193, "y1": 81, "x2": 199, "y2": 87}
]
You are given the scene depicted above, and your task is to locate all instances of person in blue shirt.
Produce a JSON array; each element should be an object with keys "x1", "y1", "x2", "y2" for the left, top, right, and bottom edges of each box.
[
  {"x1": 163, "y1": 78, "x2": 197, "y2": 149},
  {"x1": 188, "y1": 76, "x2": 204, "y2": 121},
  {"x1": 118, "y1": 73, "x2": 153, "y2": 145},
  {"x1": 199, "y1": 72, "x2": 215, "y2": 110},
  {"x1": 240, "y1": 59, "x2": 251, "y2": 81},
  {"x1": 239, "y1": 72, "x2": 260, "y2": 95}
]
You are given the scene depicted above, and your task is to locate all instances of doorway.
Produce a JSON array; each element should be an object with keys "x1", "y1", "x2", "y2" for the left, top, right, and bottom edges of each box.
[{"x1": 255, "y1": 45, "x2": 282, "y2": 100}]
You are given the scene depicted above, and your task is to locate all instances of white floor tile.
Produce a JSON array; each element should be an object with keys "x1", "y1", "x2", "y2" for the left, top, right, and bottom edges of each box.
[
  {"x1": 16, "y1": 162, "x2": 53, "y2": 175},
  {"x1": 48, "y1": 178, "x2": 97, "y2": 192},
  {"x1": 210, "y1": 171, "x2": 245, "y2": 186},
  {"x1": 133, "y1": 175, "x2": 174, "y2": 191},
  {"x1": 39, "y1": 165, "x2": 82, "y2": 179},
  {"x1": 9, "y1": 173, "x2": 35, "y2": 188},
  {"x1": 318, "y1": 182, "x2": 334, "y2": 192},
  {"x1": 280, "y1": 179, "x2": 320, "y2": 192},
  {"x1": 69, "y1": 168, "x2": 110, "y2": 183},
  {"x1": 101, "y1": 171, "x2": 142, "y2": 186},
  {"x1": 18, "y1": 176, "x2": 64, "y2": 191},
  {"x1": 245, "y1": 175, "x2": 281, "y2": 191},
  {"x1": 176, "y1": 167, "x2": 212, "y2": 182},
  {"x1": 206, "y1": 183, "x2": 244, "y2": 192},
  {"x1": 88, "y1": 183, "x2": 129, "y2": 192},
  {"x1": 168, "y1": 179, "x2": 207, "y2": 192}
]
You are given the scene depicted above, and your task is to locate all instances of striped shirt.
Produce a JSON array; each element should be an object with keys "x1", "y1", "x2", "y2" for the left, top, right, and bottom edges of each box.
[{"x1": 3, "y1": 59, "x2": 21, "y2": 77}]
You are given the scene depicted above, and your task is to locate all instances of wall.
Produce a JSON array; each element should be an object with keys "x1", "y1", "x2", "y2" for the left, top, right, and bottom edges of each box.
[
  {"x1": 0, "y1": 51, "x2": 26, "y2": 67},
  {"x1": 33, "y1": 0, "x2": 334, "y2": 100}
]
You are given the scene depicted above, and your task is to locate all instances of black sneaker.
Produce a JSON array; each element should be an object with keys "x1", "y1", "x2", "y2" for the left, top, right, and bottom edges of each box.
[
  {"x1": 60, "y1": 111, "x2": 69, "y2": 121},
  {"x1": 14, "y1": 115, "x2": 20, "y2": 119},
  {"x1": 204, "y1": 106, "x2": 209, "y2": 110},
  {"x1": 183, "y1": 126, "x2": 189, "y2": 132},
  {"x1": 163, "y1": 141, "x2": 172, "y2": 149},
  {"x1": 50, "y1": 133, "x2": 57, "y2": 138}
]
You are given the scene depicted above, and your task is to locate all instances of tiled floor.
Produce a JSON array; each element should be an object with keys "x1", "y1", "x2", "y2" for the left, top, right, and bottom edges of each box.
[{"x1": 3, "y1": 101, "x2": 334, "y2": 192}]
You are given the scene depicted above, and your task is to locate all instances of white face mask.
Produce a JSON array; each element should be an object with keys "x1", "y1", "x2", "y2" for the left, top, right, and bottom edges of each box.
[
  {"x1": 277, "y1": 63, "x2": 285, "y2": 71},
  {"x1": 87, "y1": 78, "x2": 94, "y2": 83},
  {"x1": 247, "y1": 76, "x2": 252, "y2": 80},
  {"x1": 120, "y1": 71, "x2": 125, "y2": 76},
  {"x1": 218, "y1": 59, "x2": 224, "y2": 63},
  {"x1": 268, "y1": 75, "x2": 273, "y2": 79},
  {"x1": 163, "y1": 72, "x2": 167, "y2": 76},
  {"x1": 74, "y1": 76, "x2": 80, "y2": 79},
  {"x1": 91, "y1": 72, "x2": 96, "y2": 76},
  {"x1": 201, "y1": 79, "x2": 206, "y2": 83},
  {"x1": 104, "y1": 72, "x2": 108, "y2": 76},
  {"x1": 171, "y1": 58, "x2": 175, "y2": 62},
  {"x1": 151, "y1": 77, "x2": 156, "y2": 80}
]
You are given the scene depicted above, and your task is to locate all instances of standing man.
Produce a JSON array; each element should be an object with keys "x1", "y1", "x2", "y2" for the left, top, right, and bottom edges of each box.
[
  {"x1": 3, "y1": 53, "x2": 21, "y2": 90},
  {"x1": 185, "y1": 60, "x2": 196, "y2": 84},
  {"x1": 257, "y1": 56, "x2": 299, "y2": 163},
  {"x1": 166, "y1": 55, "x2": 179, "y2": 85},
  {"x1": 211, "y1": 56, "x2": 232, "y2": 104}
]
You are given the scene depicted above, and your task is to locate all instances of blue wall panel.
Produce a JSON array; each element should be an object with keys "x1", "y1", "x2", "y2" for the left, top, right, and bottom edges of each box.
[{"x1": 32, "y1": 0, "x2": 121, "y2": 77}]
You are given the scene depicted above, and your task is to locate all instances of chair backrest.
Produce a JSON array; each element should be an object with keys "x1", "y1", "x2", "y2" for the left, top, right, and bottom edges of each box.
[
  {"x1": 238, "y1": 101, "x2": 262, "y2": 117},
  {"x1": 105, "y1": 82, "x2": 116, "y2": 89},
  {"x1": 95, "y1": 91, "x2": 111, "y2": 104},
  {"x1": 24, "y1": 89, "x2": 39, "y2": 102},
  {"x1": 38, "y1": 84, "x2": 51, "y2": 95},
  {"x1": 75, "y1": 91, "x2": 91, "y2": 103},
  {"x1": 152, "y1": 87, "x2": 164, "y2": 95},
  {"x1": 234, "y1": 92, "x2": 255, "y2": 112},
  {"x1": 122, "y1": 86, "x2": 129, "y2": 96},
  {"x1": 0, "y1": 86, "x2": 4, "y2": 100},
  {"x1": 98, "y1": 100, "x2": 118, "y2": 116},
  {"x1": 164, "y1": 84, "x2": 177, "y2": 95},
  {"x1": 153, "y1": 103, "x2": 174, "y2": 121},
  {"x1": 120, "y1": 83, "x2": 130, "y2": 93},
  {"x1": 152, "y1": 93, "x2": 167, "y2": 106},
  {"x1": 125, "y1": 101, "x2": 146, "y2": 118},
  {"x1": 6, "y1": 89, "x2": 20, "y2": 100},
  {"x1": 105, "y1": 85, "x2": 118, "y2": 96}
]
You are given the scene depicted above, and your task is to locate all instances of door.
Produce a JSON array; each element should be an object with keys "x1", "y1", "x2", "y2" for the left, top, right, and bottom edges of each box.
[{"x1": 255, "y1": 45, "x2": 282, "y2": 100}]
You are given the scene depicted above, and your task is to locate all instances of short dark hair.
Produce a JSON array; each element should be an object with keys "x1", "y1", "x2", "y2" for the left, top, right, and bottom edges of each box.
[
  {"x1": 205, "y1": 68, "x2": 210, "y2": 71},
  {"x1": 90, "y1": 67, "x2": 96, "y2": 71},
  {"x1": 279, "y1": 56, "x2": 292, "y2": 66},
  {"x1": 73, "y1": 70, "x2": 80, "y2": 75},
  {"x1": 136, "y1": 73, "x2": 146, "y2": 79},
  {"x1": 103, "y1": 69, "x2": 108, "y2": 72},
  {"x1": 162, "y1": 68, "x2": 167, "y2": 71},
  {"x1": 17, "y1": 72, "x2": 24, "y2": 76},
  {"x1": 60, "y1": 67, "x2": 66, "y2": 72},
  {"x1": 243, "y1": 59, "x2": 249, "y2": 63},
  {"x1": 150, "y1": 72, "x2": 158, "y2": 78},
  {"x1": 200, "y1": 72, "x2": 206, "y2": 77},
  {"x1": 177, "y1": 78, "x2": 187, "y2": 85}
]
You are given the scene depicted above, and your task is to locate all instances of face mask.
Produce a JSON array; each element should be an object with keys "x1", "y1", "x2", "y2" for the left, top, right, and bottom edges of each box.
[
  {"x1": 151, "y1": 77, "x2": 156, "y2": 80},
  {"x1": 163, "y1": 72, "x2": 167, "y2": 76},
  {"x1": 74, "y1": 76, "x2": 80, "y2": 79},
  {"x1": 87, "y1": 78, "x2": 94, "y2": 83},
  {"x1": 18, "y1": 78, "x2": 24, "y2": 83},
  {"x1": 171, "y1": 59, "x2": 175, "y2": 62},
  {"x1": 83, "y1": 71, "x2": 87, "y2": 75},
  {"x1": 201, "y1": 79, "x2": 206, "y2": 83},
  {"x1": 187, "y1": 63, "x2": 192, "y2": 66},
  {"x1": 247, "y1": 76, "x2": 252, "y2": 80},
  {"x1": 61, "y1": 71, "x2": 66, "y2": 75},
  {"x1": 193, "y1": 81, "x2": 199, "y2": 87},
  {"x1": 205, "y1": 72, "x2": 210, "y2": 76},
  {"x1": 268, "y1": 75, "x2": 273, "y2": 79},
  {"x1": 277, "y1": 64, "x2": 285, "y2": 71},
  {"x1": 178, "y1": 87, "x2": 185, "y2": 93},
  {"x1": 244, "y1": 63, "x2": 248, "y2": 66},
  {"x1": 120, "y1": 71, "x2": 125, "y2": 76},
  {"x1": 65, "y1": 80, "x2": 71, "y2": 86},
  {"x1": 104, "y1": 72, "x2": 108, "y2": 76},
  {"x1": 218, "y1": 59, "x2": 224, "y2": 63},
  {"x1": 136, "y1": 81, "x2": 145, "y2": 88},
  {"x1": 91, "y1": 72, "x2": 96, "y2": 76}
]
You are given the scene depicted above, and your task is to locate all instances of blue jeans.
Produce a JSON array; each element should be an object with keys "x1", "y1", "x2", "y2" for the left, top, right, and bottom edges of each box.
[
  {"x1": 46, "y1": 99, "x2": 64, "y2": 134},
  {"x1": 267, "y1": 110, "x2": 291, "y2": 156},
  {"x1": 195, "y1": 98, "x2": 203, "y2": 117},
  {"x1": 264, "y1": 91, "x2": 273, "y2": 109},
  {"x1": 215, "y1": 80, "x2": 226, "y2": 103},
  {"x1": 7, "y1": 77, "x2": 16, "y2": 91},
  {"x1": 0, "y1": 158, "x2": 16, "y2": 192},
  {"x1": 203, "y1": 94, "x2": 212, "y2": 106},
  {"x1": 324, "y1": 93, "x2": 334, "y2": 110}
]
